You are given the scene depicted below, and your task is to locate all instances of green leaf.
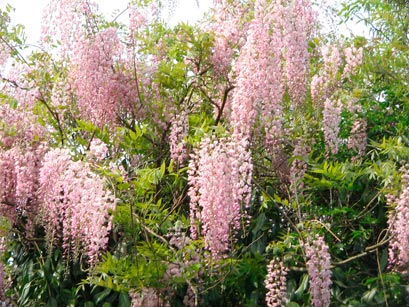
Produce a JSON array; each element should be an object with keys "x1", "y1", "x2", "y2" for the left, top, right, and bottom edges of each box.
[
  {"x1": 94, "y1": 288, "x2": 112, "y2": 304},
  {"x1": 118, "y1": 292, "x2": 131, "y2": 307},
  {"x1": 362, "y1": 287, "x2": 377, "y2": 303},
  {"x1": 294, "y1": 274, "x2": 309, "y2": 299},
  {"x1": 168, "y1": 159, "x2": 174, "y2": 173},
  {"x1": 46, "y1": 297, "x2": 58, "y2": 307},
  {"x1": 160, "y1": 161, "x2": 166, "y2": 177}
]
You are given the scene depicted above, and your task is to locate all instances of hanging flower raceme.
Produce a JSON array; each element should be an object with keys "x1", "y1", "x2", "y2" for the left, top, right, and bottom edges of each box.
[
  {"x1": 70, "y1": 28, "x2": 136, "y2": 128},
  {"x1": 388, "y1": 165, "x2": 409, "y2": 273},
  {"x1": 209, "y1": 0, "x2": 245, "y2": 76},
  {"x1": 281, "y1": 0, "x2": 316, "y2": 106},
  {"x1": 0, "y1": 40, "x2": 10, "y2": 69},
  {"x1": 169, "y1": 109, "x2": 189, "y2": 165},
  {"x1": 188, "y1": 136, "x2": 252, "y2": 258},
  {"x1": 230, "y1": 0, "x2": 316, "y2": 147},
  {"x1": 303, "y1": 234, "x2": 332, "y2": 307},
  {"x1": 39, "y1": 148, "x2": 116, "y2": 265},
  {"x1": 311, "y1": 44, "x2": 342, "y2": 105},
  {"x1": 342, "y1": 46, "x2": 363, "y2": 80},
  {"x1": 0, "y1": 238, "x2": 6, "y2": 303},
  {"x1": 0, "y1": 102, "x2": 47, "y2": 231},
  {"x1": 310, "y1": 43, "x2": 363, "y2": 105},
  {"x1": 231, "y1": 0, "x2": 284, "y2": 144},
  {"x1": 323, "y1": 98, "x2": 342, "y2": 155},
  {"x1": 265, "y1": 258, "x2": 288, "y2": 307},
  {"x1": 40, "y1": 0, "x2": 97, "y2": 54},
  {"x1": 290, "y1": 137, "x2": 311, "y2": 195},
  {"x1": 0, "y1": 150, "x2": 17, "y2": 210},
  {"x1": 347, "y1": 118, "x2": 367, "y2": 159},
  {"x1": 0, "y1": 102, "x2": 46, "y2": 149}
]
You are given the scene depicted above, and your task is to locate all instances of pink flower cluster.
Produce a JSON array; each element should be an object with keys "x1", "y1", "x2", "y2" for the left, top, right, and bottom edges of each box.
[
  {"x1": 0, "y1": 98, "x2": 45, "y2": 149},
  {"x1": 303, "y1": 235, "x2": 332, "y2": 307},
  {"x1": 128, "y1": 4, "x2": 148, "y2": 34},
  {"x1": 323, "y1": 98, "x2": 342, "y2": 155},
  {"x1": 70, "y1": 28, "x2": 136, "y2": 127},
  {"x1": 230, "y1": 0, "x2": 315, "y2": 146},
  {"x1": 0, "y1": 41, "x2": 10, "y2": 68},
  {"x1": 311, "y1": 45, "x2": 342, "y2": 105},
  {"x1": 311, "y1": 44, "x2": 363, "y2": 105},
  {"x1": 310, "y1": 43, "x2": 365, "y2": 158},
  {"x1": 188, "y1": 136, "x2": 252, "y2": 257},
  {"x1": 0, "y1": 150, "x2": 17, "y2": 210},
  {"x1": 129, "y1": 288, "x2": 166, "y2": 307},
  {"x1": 88, "y1": 139, "x2": 109, "y2": 161},
  {"x1": 231, "y1": 0, "x2": 284, "y2": 143},
  {"x1": 169, "y1": 110, "x2": 189, "y2": 165},
  {"x1": 0, "y1": 262, "x2": 5, "y2": 302},
  {"x1": 290, "y1": 138, "x2": 311, "y2": 195},
  {"x1": 0, "y1": 62, "x2": 43, "y2": 111},
  {"x1": 209, "y1": 0, "x2": 245, "y2": 76},
  {"x1": 0, "y1": 145, "x2": 47, "y2": 234},
  {"x1": 342, "y1": 46, "x2": 363, "y2": 79},
  {"x1": 0, "y1": 103, "x2": 47, "y2": 232},
  {"x1": 265, "y1": 258, "x2": 288, "y2": 307},
  {"x1": 1, "y1": 132, "x2": 114, "y2": 264},
  {"x1": 347, "y1": 118, "x2": 367, "y2": 159},
  {"x1": 281, "y1": 0, "x2": 316, "y2": 106},
  {"x1": 388, "y1": 165, "x2": 409, "y2": 273},
  {"x1": 41, "y1": 0, "x2": 97, "y2": 54},
  {"x1": 0, "y1": 238, "x2": 6, "y2": 302},
  {"x1": 39, "y1": 148, "x2": 116, "y2": 265}
]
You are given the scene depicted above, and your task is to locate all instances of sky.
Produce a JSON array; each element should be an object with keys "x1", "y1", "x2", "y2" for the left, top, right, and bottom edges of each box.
[
  {"x1": 1, "y1": 0, "x2": 368, "y2": 46},
  {"x1": 2, "y1": 0, "x2": 213, "y2": 44}
]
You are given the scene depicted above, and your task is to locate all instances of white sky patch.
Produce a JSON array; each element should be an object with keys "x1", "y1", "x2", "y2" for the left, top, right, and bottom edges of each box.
[
  {"x1": 2, "y1": 0, "x2": 212, "y2": 45},
  {"x1": 1, "y1": 0, "x2": 368, "y2": 50},
  {"x1": 315, "y1": 0, "x2": 370, "y2": 38}
]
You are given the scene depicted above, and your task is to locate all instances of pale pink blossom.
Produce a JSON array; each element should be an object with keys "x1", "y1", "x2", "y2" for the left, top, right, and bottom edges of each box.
[
  {"x1": 0, "y1": 101, "x2": 47, "y2": 231},
  {"x1": 388, "y1": 165, "x2": 409, "y2": 273},
  {"x1": 208, "y1": 0, "x2": 245, "y2": 76},
  {"x1": 347, "y1": 118, "x2": 367, "y2": 159},
  {"x1": 265, "y1": 258, "x2": 288, "y2": 307},
  {"x1": 40, "y1": 0, "x2": 97, "y2": 54},
  {"x1": 188, "y1": 136, "x2": 252, "y2": 257},
  {"x1": 89, "y1": 139, "x2": 109, "y2": 161},
  {"x1": 0, "y1": 41, "x2": 10, "y2": 68},
  {"x1": 282, "y1": 0, "x2": 316, "y2": 106},
  {"x1": 70, "y1": 28, "x2": 136, "y2": 127},
  {"x1": 0, "y1": 93, "x2": 46, "y2": 148},
  {"x1": 311, "y1": 44, "x2": 342, "y2": 105},
  {"x1": 303, "y1": 235, "x2": 332, "y2": 307},
  {"x1": 39, "y1": 148, "x2": 116, "y2": 265},
  {"x1": 129, "y1": 288, "x2": 165, "y2": 307},
  {"x1": 0, "y1": 262, "x2": 5, "y2": 302},
  {"x1": 169, "y1": 110, "x2": 189, "y2": 165},
  {"x1": 311, "y1": 44, "x2": 362, "y2": 105},
  {"x1": 231, "y1": 0, "x2": 284, "y2": 143},
  {"x1": 290, "y1": 138, "x2": 311, "y2": 195},
  {"x1": 342, "y1": 46, "x2": 363, "y2": 80},
  {"x1": 0, "y1": 150, "x2": 17, "y2": 208},
  {"x1": 323, "y1": 98, "x2": 342, "y2": 155}
]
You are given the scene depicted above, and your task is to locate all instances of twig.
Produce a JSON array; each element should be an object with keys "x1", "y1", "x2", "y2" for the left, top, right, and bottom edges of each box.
[{"x1": 333, "y1": 237, "x2": 391, "y2": 266}]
